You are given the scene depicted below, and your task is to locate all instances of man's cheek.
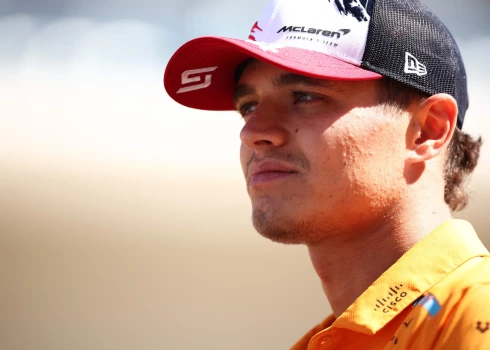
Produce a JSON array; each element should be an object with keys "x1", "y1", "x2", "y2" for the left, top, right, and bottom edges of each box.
[{"x1": 239, "y1": 145, "x2": 251, "y2": 176}]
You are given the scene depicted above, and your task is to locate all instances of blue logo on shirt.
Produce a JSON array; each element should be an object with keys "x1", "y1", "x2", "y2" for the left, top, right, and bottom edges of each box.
[{"x1": 416, "y1": 293, "x2": 441, "y2": 317}]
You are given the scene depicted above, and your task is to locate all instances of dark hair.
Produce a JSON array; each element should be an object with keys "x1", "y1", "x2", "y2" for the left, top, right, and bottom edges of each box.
[
  {"x1": 377, "y1": 78, "x2": 482, "y2": 211},
  {"x1": 444, "y1": 128, "x2": 482, "y2": 211},
  {"x1": 234, "y1": 57, "x2": 253, "y2": 83}
]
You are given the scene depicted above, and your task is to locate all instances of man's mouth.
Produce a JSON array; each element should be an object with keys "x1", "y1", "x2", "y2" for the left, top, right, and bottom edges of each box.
[{"x1": 248, "y1": 160, "x2": 298, "y2": 187}]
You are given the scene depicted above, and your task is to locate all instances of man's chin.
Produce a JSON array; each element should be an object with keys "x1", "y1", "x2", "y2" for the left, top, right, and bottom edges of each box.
[{"x1": 252, "y1": 209, "x2": 315, "y2": 245}]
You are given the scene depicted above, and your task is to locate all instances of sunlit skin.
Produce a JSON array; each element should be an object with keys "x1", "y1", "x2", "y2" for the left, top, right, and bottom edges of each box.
[
  {"x1": 235, "y1": 59, "x2": 458, "y2": 316},
  {"x1": 237, "y1": 60, "x2": 410, "y2": 244}
]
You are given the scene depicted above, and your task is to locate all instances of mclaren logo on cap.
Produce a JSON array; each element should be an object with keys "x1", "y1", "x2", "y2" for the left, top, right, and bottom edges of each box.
[
  {"x1": 277, "y1": 25, "x2": 350, "y2": 39},
  {"x1": 404, "y1": 52, "x2": 427, "y2": 76},
  {"x1": 176, "y1": 67, "x2": 218, "y2": 94}
]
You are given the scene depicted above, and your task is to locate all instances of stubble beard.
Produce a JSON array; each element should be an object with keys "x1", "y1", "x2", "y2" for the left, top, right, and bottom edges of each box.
[
  {"x1": 251, "y1": 206, "x2": 326, "y2": 245},
  {"x1": 244, "y1": 152, "x2": 314, "y2": 243}
]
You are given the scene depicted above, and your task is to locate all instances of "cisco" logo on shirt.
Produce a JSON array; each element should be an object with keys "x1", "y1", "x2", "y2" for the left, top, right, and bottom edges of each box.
[{"x1": 374, "y1": 284, "x2": 408, "y2": 313}]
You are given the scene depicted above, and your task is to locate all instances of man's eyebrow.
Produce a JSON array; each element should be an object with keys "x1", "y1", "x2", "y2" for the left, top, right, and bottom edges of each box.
[
  {"x1": 233, "y1": 73, "x2": 342, "y2": 108},
  {"x1": 271, "y1": 73, "x2": 340, "y2": 90},
  {"x1": 233, "y1": 84, "x2": 256, "y2": 108}
]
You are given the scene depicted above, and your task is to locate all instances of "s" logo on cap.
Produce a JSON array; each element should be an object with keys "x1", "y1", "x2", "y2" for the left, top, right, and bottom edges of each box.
[{"x1": 177, "y1": 66, "x2": 218, "y2": 94}]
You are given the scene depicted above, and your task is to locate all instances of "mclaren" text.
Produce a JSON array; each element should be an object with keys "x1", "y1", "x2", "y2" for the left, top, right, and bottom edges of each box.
[{"x1": 277, "y1": 26, "x2": 350, "y2": 39}]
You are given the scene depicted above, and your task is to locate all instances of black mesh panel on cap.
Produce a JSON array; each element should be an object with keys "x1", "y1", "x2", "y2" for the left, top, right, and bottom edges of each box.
[{"x1": 361, "y1": 0, "x2": 468, "y2": 128}]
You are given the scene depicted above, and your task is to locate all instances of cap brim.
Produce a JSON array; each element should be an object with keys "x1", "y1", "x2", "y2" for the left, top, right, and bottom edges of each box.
[{"x1": 164, "y1": 36, "x2": 382, "y2": 111}]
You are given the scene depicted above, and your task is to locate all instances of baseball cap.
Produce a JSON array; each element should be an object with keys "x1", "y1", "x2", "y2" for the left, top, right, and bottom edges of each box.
[{"x1": 164, "y1": 0, "x2": 468, "y2": 128}]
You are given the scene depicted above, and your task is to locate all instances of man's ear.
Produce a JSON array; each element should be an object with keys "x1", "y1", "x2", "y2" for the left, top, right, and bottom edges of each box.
[{"x1": 405, "y1": 93, "x2": 458, "y2": 163}]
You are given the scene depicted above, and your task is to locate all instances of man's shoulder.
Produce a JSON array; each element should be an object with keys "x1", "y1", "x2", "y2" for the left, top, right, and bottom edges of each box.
[
  {"x1": 414, "y1": 283, "x2": 490, "y2": 349},
  {"x1": 432, "y1": 255, "x2": 490, "y2": 296},
  {"x1": 397, "y1": 256, "x2": 490, "y2": 349},
  {"x1": 429, "y1": 254, "x2": 490, "y2": 321}
]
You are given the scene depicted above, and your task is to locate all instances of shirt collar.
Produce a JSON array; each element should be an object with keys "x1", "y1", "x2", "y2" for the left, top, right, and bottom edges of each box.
[{"x1": 331, "y1": 219, "x2": 489, "y2": 334}]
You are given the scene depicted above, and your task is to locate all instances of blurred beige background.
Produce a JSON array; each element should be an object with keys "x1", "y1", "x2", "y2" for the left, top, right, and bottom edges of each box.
[{"x1": 1, "y1": 1, "x2": 490, "y2": 349}]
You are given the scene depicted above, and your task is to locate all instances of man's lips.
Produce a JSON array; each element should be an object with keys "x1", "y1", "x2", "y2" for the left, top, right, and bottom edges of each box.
[{"x1": 247, "y1": 160, "x2": 298, "y2": 187}]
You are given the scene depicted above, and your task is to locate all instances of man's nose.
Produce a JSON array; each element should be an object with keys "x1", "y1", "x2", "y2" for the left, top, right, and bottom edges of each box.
[{"x1": 240, "y1": 111, "x2": 288, "y2": 150}]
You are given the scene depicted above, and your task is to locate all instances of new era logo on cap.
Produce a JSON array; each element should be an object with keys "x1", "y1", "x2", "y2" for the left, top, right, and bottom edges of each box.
[{"x1": 404, "y1": 52, "x2": 427, "y2": 77}]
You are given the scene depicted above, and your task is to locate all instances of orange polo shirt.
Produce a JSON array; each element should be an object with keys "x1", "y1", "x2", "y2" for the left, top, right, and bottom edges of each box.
[{"x1": 292, "y1": 220, "x2": 490, "y2": 349}]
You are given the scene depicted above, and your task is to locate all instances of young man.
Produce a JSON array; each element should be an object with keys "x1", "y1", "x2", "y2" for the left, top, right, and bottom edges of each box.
[{"x1": 164, "y1": 0, "x2": 489, "y2": 348}]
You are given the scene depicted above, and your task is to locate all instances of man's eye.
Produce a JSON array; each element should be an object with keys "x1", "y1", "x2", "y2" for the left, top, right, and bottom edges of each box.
[
  {"x1": 293, "y1": 92, "x2": 321, "y2": 103},
  {"x1": 238, "y1": 103, "x2": 256, "y2": 117}
]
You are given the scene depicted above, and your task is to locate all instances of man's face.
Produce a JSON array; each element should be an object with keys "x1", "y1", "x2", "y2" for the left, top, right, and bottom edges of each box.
[{"x1": 236, "y1": 60, "x2": 408, "y2": 244}]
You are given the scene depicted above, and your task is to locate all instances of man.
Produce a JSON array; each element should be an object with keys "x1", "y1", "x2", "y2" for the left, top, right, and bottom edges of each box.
[{"x1": 164, "y1": 0, "x2": 489, "y2": 348}]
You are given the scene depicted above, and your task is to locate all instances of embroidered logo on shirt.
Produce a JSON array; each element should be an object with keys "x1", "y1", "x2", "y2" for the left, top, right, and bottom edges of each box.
[
  {"x1": 403, "y1": 317, "x2": 414, "y2": 328},
  {"x1": 374, "y1": 284, "x2": 408, "y2": 313},
  {"x1": 476, "y1": 321, "x2": 490, "y2": 333},
  {"x1": 418, "y1": 293, "x2": 441, "y2": 317}
]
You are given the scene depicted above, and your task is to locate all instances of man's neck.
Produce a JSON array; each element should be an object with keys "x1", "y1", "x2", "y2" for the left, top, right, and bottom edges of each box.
[{"x1": 306, "y1": 198, "x2": 452, "y2": 317}]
